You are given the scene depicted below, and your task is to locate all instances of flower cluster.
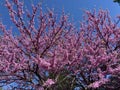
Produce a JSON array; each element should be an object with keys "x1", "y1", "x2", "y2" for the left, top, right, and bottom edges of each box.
[{"x1": 0, "y1": 0, "x2": 120, "y2": 89}]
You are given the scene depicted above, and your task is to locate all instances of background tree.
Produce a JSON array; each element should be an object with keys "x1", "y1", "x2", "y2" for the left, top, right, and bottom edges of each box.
[
  {"x1": 113, "y1": 0, "x2": 120, "y2": 4},
  {"x1": 113, "y1": 0, "x2": 120, "y2": 3},
  {"x1": 0, "y1": 0, "x2": 120, "y2": 90}
]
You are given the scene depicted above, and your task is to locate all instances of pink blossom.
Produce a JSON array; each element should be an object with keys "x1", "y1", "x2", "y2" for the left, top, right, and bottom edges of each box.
[
  {"x1": 43, "y1": 79, "x2": 55, "y2": 87},
  {"x1": 40, "y1": 59, "x2": 51, "y2": 69}
]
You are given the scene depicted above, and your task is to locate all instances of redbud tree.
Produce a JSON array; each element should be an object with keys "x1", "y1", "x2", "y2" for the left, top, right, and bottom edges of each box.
[{"x1": 0, "y1": 0, "x2": 120, "y2": 90}]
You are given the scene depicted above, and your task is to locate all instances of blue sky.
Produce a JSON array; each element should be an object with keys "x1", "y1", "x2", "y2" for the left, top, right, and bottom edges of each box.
[{"x1": 0, "y1": 0, "x2": 120, "y2": 29}]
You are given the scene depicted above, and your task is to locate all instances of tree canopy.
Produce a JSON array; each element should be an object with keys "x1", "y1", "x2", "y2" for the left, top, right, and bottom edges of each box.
[{"x1": 0, "y1": 0, "x2": 120, "y2": 90}]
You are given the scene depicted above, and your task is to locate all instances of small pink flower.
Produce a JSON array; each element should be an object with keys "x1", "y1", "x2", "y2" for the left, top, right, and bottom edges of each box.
[
  {"x1": 43, "y1": 79, "x2": 55, "y2": 87},
  {"x1": 89, "y1": 82, "x2": 100, "y2": 88},
  {"x1": 40, "y1": 60, "x2": 51, "y2": 68}
]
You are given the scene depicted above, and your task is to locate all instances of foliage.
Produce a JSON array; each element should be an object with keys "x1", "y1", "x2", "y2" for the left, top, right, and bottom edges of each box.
[
  {"x1": 113, "y1": 0, "x2": 120, "y2": 5},
  {"x1": 0, "y1": 0, "x2": 120, "y2": 90},
  {"x1": 113, "y1": 0, "x2": 120, "y2": 3}
]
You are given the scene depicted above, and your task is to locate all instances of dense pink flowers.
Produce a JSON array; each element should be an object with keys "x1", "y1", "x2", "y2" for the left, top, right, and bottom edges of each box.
[
  {"x1": 0, "y1": 0, "x2": 120, "y2": 89},
  {"x1": 88, "y1": 78, "x2": 109, "y2": 88}
]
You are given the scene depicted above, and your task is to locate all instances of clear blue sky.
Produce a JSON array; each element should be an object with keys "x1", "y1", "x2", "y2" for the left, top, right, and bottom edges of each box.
[{"x1": 0, "y1": 0, "x2": 120, "y2": 28}]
